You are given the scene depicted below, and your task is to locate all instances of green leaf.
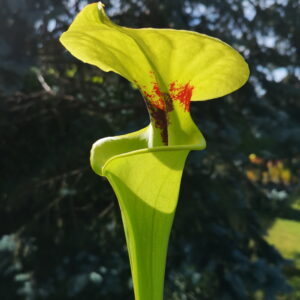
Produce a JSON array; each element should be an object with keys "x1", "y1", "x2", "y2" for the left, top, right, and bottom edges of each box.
[{"x1": 90, "y1": 126, "x2": 205, "y2": 300}]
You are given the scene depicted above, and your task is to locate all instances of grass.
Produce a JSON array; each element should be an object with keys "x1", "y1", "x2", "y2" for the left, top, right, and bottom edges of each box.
[
  {"x1": 267, "y1": 218, "x2": 300, "y2": 267},
  {"x1": 266, "y1": 198, "x2": 300, "y2": 299}
]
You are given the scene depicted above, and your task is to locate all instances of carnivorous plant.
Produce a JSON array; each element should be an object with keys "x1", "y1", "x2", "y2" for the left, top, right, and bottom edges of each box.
[{"x1": 60, "y1": 2, "x2": 249, "y2": 299}]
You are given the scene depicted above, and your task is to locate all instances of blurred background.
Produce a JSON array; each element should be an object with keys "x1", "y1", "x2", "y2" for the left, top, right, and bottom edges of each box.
[{"x1": 0, "y1": 0, "x2": 299, "y2": 299}]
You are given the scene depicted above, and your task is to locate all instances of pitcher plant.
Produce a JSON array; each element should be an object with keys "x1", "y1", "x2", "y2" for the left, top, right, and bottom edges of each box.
[{"x1": 60, "y1": 2, "x2": 249, "y2": 299}]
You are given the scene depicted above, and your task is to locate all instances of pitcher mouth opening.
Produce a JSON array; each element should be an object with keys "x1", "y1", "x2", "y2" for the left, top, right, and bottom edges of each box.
[{"x1": 100, "y1": 142, "x2": 206, "y2": 176}]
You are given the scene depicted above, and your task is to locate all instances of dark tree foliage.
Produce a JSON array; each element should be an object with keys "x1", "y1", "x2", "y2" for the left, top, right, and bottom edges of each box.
[{"x1": 1, "y1": 0, "x2": 299, "y2": 299}]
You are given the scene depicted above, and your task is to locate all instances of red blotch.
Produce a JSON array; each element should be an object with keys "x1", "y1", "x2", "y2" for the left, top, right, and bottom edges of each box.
[
  {"x1": 154, "y1": 82, "x2": 167, "y2": 110},
  {"x1": 169, "y1": 81, "x2": 194, "y2": 112},
  {"x1": 138, "y1": 81, "x2": 166, "y2": 110},
  {"x1": 133, "y1": 76, "x2": 195, "y2": 145}
]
